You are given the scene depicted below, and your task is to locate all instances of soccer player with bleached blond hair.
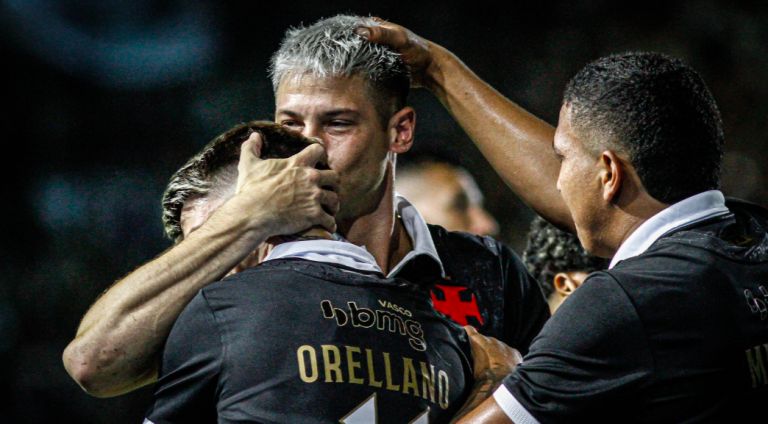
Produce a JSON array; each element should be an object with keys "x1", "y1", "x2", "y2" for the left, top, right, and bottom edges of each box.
[
  {"x1": 143, "y1": 121, "x2": 475, "y2": 423},
  {"x1": 64, "y1": 14, "x2": 549, "y2": 422}
]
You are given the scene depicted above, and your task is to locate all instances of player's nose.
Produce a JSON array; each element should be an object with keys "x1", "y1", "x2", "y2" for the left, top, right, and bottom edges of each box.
[{"x1": 301, "y1": 124, "x2": 327, "y2": 145}]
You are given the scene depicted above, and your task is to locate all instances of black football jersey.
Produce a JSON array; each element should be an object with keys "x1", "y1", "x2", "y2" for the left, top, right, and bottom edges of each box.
[
  {"x1": 145, "y1": 259, "x2": 473, "y2": 424},
  {"x1": 502, "y1": 198, "x2": 768, "y2": 423},
  {"x1": 422, "y1": 225, "x2": 550, "y2": 356}
]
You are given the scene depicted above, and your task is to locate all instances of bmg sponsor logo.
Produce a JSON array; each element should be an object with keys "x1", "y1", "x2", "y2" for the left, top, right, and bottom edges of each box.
[{"x1": 321, "y1": 300, "x2": 427, "y2": 351}]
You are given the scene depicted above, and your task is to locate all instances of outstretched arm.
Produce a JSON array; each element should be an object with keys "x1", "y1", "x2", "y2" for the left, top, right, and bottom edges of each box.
[
  {"x1": 358, "y1": 22, "x2": 574, "y2": 233},
  {"x1": 63, "y1": 136, "x2": 340, "y2": 397}
]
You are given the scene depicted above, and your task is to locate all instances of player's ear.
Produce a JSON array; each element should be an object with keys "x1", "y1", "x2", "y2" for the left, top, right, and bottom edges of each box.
[
  {"x1": 554, "y1": 273, "x2": 581, "y2": 297},
  {"x1": 388, "y1": 106, "x2": 415, "y2": 154},
  {"x1": 600, "y1": 150, "x2": 624, "y2": 203}
]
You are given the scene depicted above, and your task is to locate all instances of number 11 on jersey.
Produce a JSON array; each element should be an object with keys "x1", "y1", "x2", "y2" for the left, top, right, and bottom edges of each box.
[{"x1": 340, "y1": 394, "x2": 430, "y2": 424}]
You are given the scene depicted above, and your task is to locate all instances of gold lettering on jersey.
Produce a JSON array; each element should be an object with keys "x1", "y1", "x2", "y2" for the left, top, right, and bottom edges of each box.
[
  {"x1": 321, "y1": 300, "x2": 349, "y2": 326},
  {"x1": 376, "y1": 309, "x2": 405, "y2": 334},
  {"x1": 402, "y1": 357, "x2": 419, "y2": 396},
  {"x1": 746, "y1": 344, "x2": 768, "y2": 388},
  {"x1": 377, "y1": 299, "x2": 413, "y2": 317},
  {"x1": 322, "y1": 345, "x2": 344, "y2": 383},
  {"x1": 366, "y1": 349, "x2": 383, "y2": 388},
  {"x1": 297, "y1": 344, "x2": 453, "y2": 409},
  {"x1": 297, "y1": 345, "x2": 318, "y2": 383},
  {"x1": 349, "y1": 302, "x2": 376, "y2": 328},
  {"x1": 383, "y1": 352, "x2": 400, "y2": 391},
  {"x1": 346, "y1": 346, "x2": 364, "y2": 384},
  {"x1": 320, "y1": 300, "x2": 426, "y2": 351},
  {"x1": 438, "y1": 370, "x2": 450, "y2": 409},
  {"x1": 420, "y1": 362, "x2": 436, "y2": 403}
]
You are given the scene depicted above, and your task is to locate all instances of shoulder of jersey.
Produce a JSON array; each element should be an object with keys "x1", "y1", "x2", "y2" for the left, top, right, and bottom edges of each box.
[{"x1": 427, "y1": 224, "x2": 504, "y2": 258}]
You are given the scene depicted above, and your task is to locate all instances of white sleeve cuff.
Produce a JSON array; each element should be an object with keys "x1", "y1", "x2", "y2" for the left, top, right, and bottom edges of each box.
[
  {"x1": 143, "y1": 419, "x2": 156, "y2": 424},
  {"x1": 493, "y1": 385, "x2": 541, "y2": 424}
]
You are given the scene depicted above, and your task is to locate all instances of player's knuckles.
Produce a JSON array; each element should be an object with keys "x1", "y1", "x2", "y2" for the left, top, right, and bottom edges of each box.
[
  {"x1": 307, "y1": 208, "x2": 325, "y2": 225},
  {"x1": 267, "y1": 157, "x2": 286, "y2": 168},
  {"x1": 378, "y1": 22, "x2": 407, "y2": 44},
  {"x1": 371, "y1": 25, "x2": 394, "y2": 43},
  {"x1": 471, "y1": 331, "x2": 492, "y2": 346},
  {"x1": 318, "y1": 170, "x2": 340, "y2": 186},
  {"x1": 308, "y1": 188, "x2": 324, "y2": 203},
  {"x1": 303, "y1": 168, "x2": 321, "y2": 184},
  {"x1": 325, "y1": 192, "x2": 340, "y2": 214}
]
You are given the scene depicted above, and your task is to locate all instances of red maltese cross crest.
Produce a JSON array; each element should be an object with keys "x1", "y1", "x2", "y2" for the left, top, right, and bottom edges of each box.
[{"x1": 430, "y1": 285, "x2": 484, "y2": 326}]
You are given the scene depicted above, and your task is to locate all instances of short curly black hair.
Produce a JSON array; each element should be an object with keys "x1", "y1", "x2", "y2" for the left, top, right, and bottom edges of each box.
[
  {"x1": 563, "y1": 52, "x2": 724, "y2": 204},
  {"x1": 522, "y1": 216, "x2": 608, "y2": 298}
]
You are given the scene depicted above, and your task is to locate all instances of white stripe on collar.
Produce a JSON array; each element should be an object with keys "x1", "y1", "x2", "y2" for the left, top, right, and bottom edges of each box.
[
  {"x1": 609, "y1": 190, "x2": 730, "y2": 269},
  {"x1": 264, "y1": 237, "x2": 383, "y2": 274},
  {"x1": 262, "y1": 194, "x2": 445, "y2": 277},
  {"x1": 388, "y1": 194, "x2": 446, "y2": 278}
]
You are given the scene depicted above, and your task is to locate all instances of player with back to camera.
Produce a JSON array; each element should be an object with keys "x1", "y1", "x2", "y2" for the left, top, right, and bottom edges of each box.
[
  {"x1": 63, "y1": 15, "x2": 549, "y2": 414},
  {"x1": 359, "y1": 19, "x2": 768, "y2": 424},
  {"x1": 143, "y1": 121, "x2": 481, "y2": 423}
]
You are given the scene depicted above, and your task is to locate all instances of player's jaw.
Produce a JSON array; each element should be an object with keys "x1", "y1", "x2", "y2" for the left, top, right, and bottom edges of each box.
[{"x1": 554, "y1": 106, "x2": 612, "y2": 258}]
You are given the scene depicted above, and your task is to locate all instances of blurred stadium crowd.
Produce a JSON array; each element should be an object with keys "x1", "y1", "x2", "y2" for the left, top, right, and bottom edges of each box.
[{"x1": 2, "y1": 0, "x2": 767, "y2": 421}]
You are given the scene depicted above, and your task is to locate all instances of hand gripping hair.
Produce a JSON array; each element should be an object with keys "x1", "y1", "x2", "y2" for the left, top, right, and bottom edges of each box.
[{"x1": 161, "y1": 122, "x2": 316, "y2": 243}]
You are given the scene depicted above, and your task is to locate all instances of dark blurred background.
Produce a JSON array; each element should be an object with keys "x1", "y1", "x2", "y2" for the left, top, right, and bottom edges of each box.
[{"x1": 2, "y1": 0, "x2": 766, "y2": 421}]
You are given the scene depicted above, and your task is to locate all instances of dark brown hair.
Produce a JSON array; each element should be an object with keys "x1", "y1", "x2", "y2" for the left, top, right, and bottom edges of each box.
[{"x1": 161, "y1": 121, "x2": 314, "y2": 243}]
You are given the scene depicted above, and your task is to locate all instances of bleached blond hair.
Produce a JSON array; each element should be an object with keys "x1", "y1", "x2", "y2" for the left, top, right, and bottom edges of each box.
[{"x1": 269, "y1": 15, "x2": 410, "y2": 121}]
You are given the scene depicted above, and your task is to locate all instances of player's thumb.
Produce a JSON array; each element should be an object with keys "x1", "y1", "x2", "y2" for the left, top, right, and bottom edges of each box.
[
  {"x1": 294, "y1": 143, "x2": 327, "y2": 167},
  {"x1": 237, "y1": 133, "x2": 264, "y2": 194},
  {"x1": 240, "y1": 132, "x2": 263, "y2": 161}
]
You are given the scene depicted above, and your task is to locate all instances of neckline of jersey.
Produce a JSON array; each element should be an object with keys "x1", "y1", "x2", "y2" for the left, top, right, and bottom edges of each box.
[
  {"x1": 609, "y1": 190, "x2": 730, "y2": 269},
  {"x1": 263, "y1": 194, "x2": 446, "y2": 278}
]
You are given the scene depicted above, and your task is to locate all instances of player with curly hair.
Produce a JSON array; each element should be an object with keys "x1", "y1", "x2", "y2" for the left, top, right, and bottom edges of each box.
[{"x1": 522, "y1": 216, "x2": 607, "y2": 313}]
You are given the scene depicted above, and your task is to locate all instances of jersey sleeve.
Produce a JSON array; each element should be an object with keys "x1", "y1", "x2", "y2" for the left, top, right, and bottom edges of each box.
[
  {"x1": 497, "y1": 273, "x2": 653, "y2": 424},
  {"x1": 144, "y1": 291, "x2": 221, "y2": 424},
  {"x1": 499, "y1": 243, "x2": 551, "y2": 356}
]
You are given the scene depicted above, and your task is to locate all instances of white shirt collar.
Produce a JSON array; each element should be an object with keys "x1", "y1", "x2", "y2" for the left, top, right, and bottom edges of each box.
[
  {"x1": 264, "y1": 237, "x2": 383, "y2": 274},
  {"x1": 262, "y1": 194, "x2": 445, "y2": 277},
  {"x1": 388, "y1": 193, "x2": 446, "y2": 277},
  {"x1": 609, "y1": 190, "x2": 730, "y2": 269}
]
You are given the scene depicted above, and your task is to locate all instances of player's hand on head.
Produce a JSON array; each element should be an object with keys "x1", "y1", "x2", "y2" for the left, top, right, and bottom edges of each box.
[
  {"x1": 356, "y1": 19, "x2": 434, "y2": 88},
  {"x1": 236, "y1": 138, "x2": 340, "y2": 235},
  {"x1": 464, "y1": 326, "x2": 522, "y2": 380},
  {"x1": 290, "y1": 142, "x2": 341, "y2": 219},
  {"x1": 236, "y1": 132, "x2": 264, "y2": 194}
]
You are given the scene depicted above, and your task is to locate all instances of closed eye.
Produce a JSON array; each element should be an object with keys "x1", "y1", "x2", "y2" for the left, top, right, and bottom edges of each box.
[
  {"x1": 329, "y1": 120, "x2": 352, "y2": 128},
  {"x1": 280, "y1": 121, "x2": 306, "y2": 134}
]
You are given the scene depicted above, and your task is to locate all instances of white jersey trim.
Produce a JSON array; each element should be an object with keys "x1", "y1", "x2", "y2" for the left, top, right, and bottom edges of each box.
[
  {"x1": 609, "y1": 190, "x2": 730, "y2": 269},
  {"x1": 263, "y1": 194, "x2": 445, "y2": 278},
  {"x1": 493, "y1": 385, "x2": 541, "y2": 424}
]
